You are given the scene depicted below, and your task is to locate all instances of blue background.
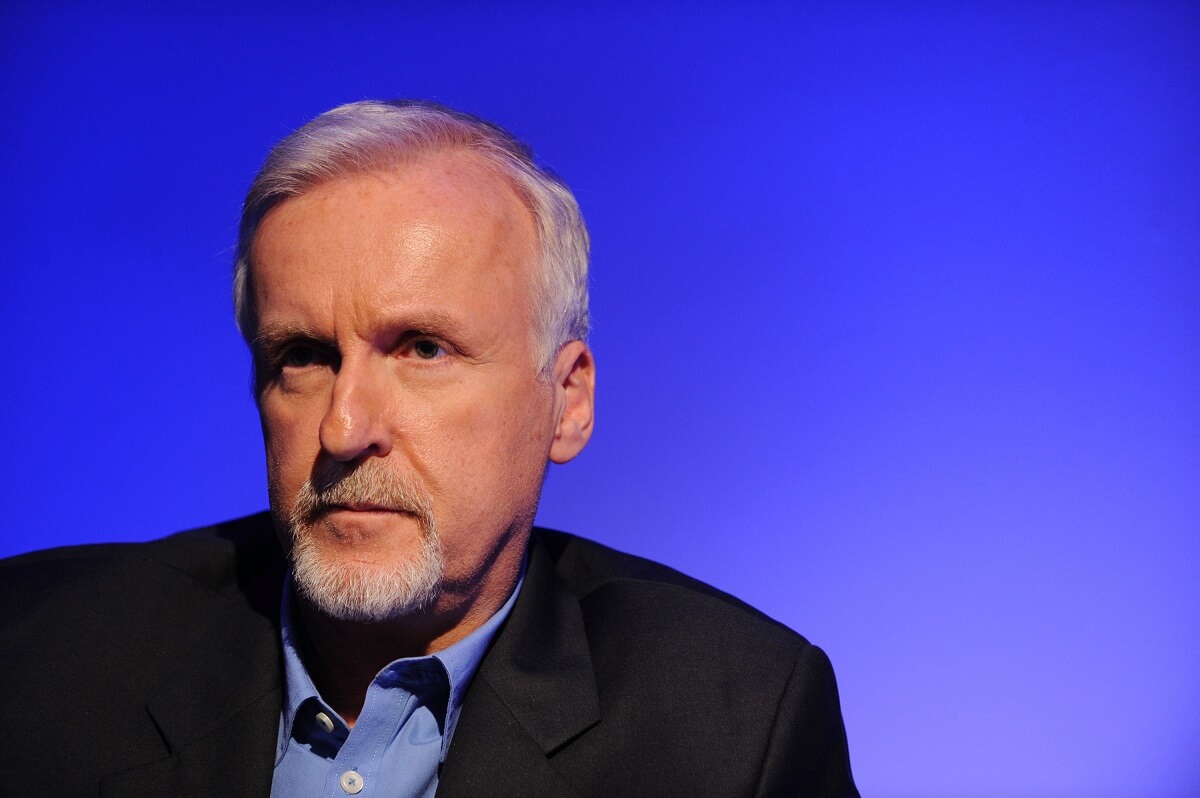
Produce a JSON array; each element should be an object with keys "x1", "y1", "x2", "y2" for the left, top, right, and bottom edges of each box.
[{"x1": 2, "y1": 3, "x2": 1197, "y2": 795}]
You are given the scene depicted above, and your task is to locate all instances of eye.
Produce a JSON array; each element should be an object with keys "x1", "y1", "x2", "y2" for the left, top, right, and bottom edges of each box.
[
  {"x1": 269, "y1": 340, "x2": 334, "y2": 373},
  {"x1": 412, "y1": 338, "x2": 444, "y2": 360},
  {"x1": 282, "y1": 344, "x2": 318, "y2": 368}
]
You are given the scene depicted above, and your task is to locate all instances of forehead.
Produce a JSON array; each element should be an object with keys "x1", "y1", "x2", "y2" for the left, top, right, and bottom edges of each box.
[
  {"x1": 248, "y1": 151, "x2": 539, "y2": 333},
  {"x1": 254, "y1": 150, "x2": 535, "y2": 266}
]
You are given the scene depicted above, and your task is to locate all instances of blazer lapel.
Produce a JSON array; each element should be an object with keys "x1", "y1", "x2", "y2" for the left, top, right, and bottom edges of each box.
[
  {"x1": 437, "y1": 536, "x2": 600, "y2": 797},
  {"x1": 97, "y1": 529, "x2": 597, "y2": 796},
  {"x1": 100, "y1": 571, "x2": 284, "y2": 798}
]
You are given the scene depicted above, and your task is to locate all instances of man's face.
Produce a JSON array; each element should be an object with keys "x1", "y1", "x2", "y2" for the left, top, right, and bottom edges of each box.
[{"x1": 250, "y1": 152, "x2": 577, "y2": 629}]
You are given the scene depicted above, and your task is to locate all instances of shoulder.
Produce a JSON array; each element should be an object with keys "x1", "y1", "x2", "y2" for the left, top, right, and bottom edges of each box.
[
  {"x1": 1, "y1": 512, "x2": 279, "y2": 585},
  {"x1": 0, "y1": 515, "x2": 285, "y2": 791},
  {"x1": 530, "y1": 528, "x2": 820, "y2": 722},
  {"x1": 0, "y1": 512, "x2": 283, "y2": 667},
  {"x1": 0, "y1": 513, "x2": 281, "y2": 607},
  {"x1": 534, "y1": 527, "x2": 807, "y2": 655},
  {"x1": 518, "y1": 529, "x2": 856, "y2": 795}
]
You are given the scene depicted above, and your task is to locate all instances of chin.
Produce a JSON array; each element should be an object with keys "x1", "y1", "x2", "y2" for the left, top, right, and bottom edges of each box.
[{"x1": 290, "y1": 524, "x2": 446, "y2": 622}]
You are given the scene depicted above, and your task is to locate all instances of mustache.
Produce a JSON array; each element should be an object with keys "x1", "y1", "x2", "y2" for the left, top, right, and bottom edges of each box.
[{"x1": 291, "y1": 459, "x2": 435, "y2": 528}]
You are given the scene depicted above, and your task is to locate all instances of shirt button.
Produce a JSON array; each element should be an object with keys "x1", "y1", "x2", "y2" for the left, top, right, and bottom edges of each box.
[
  {"x1": 340, "y1": 770, "x2": 364, "y2": 794},
  {"x1": 314, "y1": 711, "x2": 335, "y2": 733}
]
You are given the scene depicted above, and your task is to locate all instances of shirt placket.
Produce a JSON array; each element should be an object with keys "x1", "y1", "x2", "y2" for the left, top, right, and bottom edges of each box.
[{"x1": 321, "y1": 659, "x2": 450, "y2": 798}]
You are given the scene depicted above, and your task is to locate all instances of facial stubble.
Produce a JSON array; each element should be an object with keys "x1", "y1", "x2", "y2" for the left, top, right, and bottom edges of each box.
[{"x1": 282, "y1": 460, "x2": 446, "y2": 622}]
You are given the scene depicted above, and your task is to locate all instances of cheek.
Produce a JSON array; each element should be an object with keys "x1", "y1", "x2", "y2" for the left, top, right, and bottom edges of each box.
[
  {"x1": 260, "y1": 400, "x2": 322, "y2": 497},
  {"x1": 446, "y1": 383, "x2": 553, "y2": 485}
]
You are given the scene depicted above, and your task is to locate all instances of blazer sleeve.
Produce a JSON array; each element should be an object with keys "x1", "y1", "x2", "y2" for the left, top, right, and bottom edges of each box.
[{"x1": 754, "y1": 643, "x2": 860, "y2": 798}]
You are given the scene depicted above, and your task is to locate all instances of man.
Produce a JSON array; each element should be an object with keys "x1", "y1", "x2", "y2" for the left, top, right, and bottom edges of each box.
[{"x1": 0, "y1": 100, "x2": 857, "y2": 796}]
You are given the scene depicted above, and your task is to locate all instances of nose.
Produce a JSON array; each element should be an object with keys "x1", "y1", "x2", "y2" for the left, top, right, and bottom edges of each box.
[{"x1": 319, "y1": 357, "x2": 393, "y2": 462}]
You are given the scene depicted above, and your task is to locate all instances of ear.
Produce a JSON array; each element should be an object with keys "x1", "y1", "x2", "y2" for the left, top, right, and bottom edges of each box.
[{"x1": 548, "y1": 340, "x2": 596, "y2": 464}]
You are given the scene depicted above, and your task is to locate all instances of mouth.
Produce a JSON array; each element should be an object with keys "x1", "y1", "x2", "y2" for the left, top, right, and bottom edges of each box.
[
  {"x1": 312, "y1": 503, "x2": 426, "y2": 541},
  {"x1": 327, "y1": 501, "x2": 405, "y2": 514},
  {"x1": 290, "y1": 466, "x2": 434, "y2": 531}
]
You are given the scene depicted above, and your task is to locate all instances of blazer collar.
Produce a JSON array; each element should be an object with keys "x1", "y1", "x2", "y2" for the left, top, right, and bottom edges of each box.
[
  {"x1": 437, "y1": 531, "x2": 600, "y2": 795},
  {"x1": 99, "y1": 525, "x2": 599, "y2": 796}
]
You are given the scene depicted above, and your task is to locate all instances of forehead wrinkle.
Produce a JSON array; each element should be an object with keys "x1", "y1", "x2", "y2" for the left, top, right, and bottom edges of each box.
[
  {"x1": 254, "y1": 153, "x2": 542, "y2": 358},
  {"x1": 379, "y1": 162, "x2": 539, "y2": 344}
]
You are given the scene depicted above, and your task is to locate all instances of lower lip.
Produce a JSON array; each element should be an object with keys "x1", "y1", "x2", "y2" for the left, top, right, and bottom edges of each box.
[
  {"x1": 320, "y1": 507, "x2": 422, "y2": 530},
  {"x1": 316, "y1": 508, "x2": 424, "y2": 545},
  {"x1": 328, "y1": 506, "x2": 403, "y2": 516}
]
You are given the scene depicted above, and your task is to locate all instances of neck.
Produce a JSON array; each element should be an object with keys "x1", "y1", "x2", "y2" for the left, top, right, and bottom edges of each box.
[{"x1": 292, "y1": 552, "x2": 523, "y2": 726}]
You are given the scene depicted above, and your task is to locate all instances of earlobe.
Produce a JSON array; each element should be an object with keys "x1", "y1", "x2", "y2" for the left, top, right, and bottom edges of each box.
[{"x1": 549, "y1": 341, "x2": 596, "y2": 464}]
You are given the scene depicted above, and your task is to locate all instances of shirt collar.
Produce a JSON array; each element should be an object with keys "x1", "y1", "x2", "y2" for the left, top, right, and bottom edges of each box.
[{"x1": 277, "y1": 553, "x2": 526, "y2": 760}]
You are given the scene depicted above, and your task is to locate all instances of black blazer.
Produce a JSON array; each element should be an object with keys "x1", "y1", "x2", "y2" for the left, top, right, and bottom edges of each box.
[{"x1": 0, "y1": 514, "x2": 857, "y2": 797}]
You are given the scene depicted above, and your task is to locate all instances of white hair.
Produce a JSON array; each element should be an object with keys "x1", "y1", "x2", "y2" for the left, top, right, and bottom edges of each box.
[
  {"x1": 282, "y1": 458, "x2": 445, "y2": 621},
  {"x1": 233, "y1": 99, "x2": 590, "y2": 373}
]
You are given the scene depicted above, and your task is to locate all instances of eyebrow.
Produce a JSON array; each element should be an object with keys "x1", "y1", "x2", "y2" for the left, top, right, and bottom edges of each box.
[
  {"x1": 252, "y1": 323, "x2": 320, "y2": 355},
  {"x1": 388, "y1": 310, "x2": 466, "y2": 340},
  {"x1": 253, "y1": 311, "x2": 469, "y2": 352}
]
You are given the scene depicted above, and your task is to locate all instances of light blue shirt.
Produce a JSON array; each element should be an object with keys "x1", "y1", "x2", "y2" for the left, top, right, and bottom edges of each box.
[{"x1": 271, "y1": 566, "x2": 524, "y2": 798}]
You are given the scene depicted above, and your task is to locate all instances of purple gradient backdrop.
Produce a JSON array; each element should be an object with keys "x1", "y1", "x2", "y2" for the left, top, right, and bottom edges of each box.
[{"x1": 2, "y1": 3, "x2": 1197, "y2": 795}]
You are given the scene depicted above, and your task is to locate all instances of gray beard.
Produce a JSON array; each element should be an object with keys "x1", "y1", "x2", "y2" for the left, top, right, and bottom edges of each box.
[{"x1": 283, "y1": 460, "x2": 445, "y2": 622}]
